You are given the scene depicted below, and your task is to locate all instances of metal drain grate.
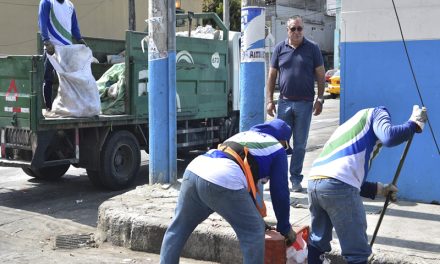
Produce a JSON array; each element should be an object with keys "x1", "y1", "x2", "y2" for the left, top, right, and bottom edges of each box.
[{"x1": 55, "y1": 233, "x2": 94, "y2": 249}]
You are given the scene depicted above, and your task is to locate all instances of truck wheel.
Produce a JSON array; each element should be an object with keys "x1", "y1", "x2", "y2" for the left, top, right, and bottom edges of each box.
[
  {"x1": 100, "y1": 130, "x2": 140, "y2": 190},
  {"x1": 22, "y1": 164, "x2": 70, "y2": 180}
]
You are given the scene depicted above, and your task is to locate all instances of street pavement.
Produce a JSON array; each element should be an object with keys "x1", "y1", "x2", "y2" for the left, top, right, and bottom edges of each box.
[{"x1": 97, "y1": 97, "x2": 440, "y2": 264}]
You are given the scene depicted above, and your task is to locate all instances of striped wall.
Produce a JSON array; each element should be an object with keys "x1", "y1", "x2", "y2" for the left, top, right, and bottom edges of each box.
[{"x1": 341, "y1": 0, "x2": 440, "y2": 202}]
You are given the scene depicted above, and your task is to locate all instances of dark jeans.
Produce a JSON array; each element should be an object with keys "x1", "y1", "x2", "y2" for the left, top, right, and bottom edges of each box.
[
  {"x1": 43, "y1": 52, "x2": 54, "y2": 110},
  {"x1": 307, "y1": 178, "x2": 371, "y2": 263},
  {"x1": 277, "y1": 99, "x2": 313, "y2": 185},
  {"x1": 160, "y1": 170, "x2": 265, "y2": 264}
]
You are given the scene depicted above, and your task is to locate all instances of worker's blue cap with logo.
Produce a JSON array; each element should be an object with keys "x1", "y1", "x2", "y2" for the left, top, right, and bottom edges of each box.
[{"x1": 250, "y1": 119, "x2": 292, "y2": 149}]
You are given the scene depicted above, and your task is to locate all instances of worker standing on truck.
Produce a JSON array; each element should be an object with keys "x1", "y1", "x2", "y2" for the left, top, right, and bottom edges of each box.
[
  {"x1": 266, "y1": 16, "x2": 326, "y2": 193},
  {"x1": 307, "y1": 105, "x2": 427, "y2": 264},
  {"x1": 38, "y1": 0, "x2": 87, "y2": 111},
  {"x1": 160, "y1": 119, "x2": 297, "y2": 264}
]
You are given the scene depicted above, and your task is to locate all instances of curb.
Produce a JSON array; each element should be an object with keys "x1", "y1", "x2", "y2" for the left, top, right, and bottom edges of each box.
[{"x1": 96, "y1": 184, "x2": 243, "y2": 263}]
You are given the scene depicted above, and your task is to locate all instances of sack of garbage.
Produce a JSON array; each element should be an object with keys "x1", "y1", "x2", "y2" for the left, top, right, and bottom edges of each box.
[
  {"x1": 286, "y1": 226, "x2": 309, "y2": 264},
  {"x1": 176, "y1": 25, "x2": 223, "y2": 40},
  {"x1": 96, "y1": 63, "x2": 126, "y2": 115},
  {"x1": 46, "y1": 44, "x2": 100, "y2": 117}
]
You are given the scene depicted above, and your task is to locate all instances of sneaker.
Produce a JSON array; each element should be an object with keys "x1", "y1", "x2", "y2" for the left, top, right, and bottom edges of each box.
[{"x1": 291, "y1": 182, "x2": 303, "y2": 192}]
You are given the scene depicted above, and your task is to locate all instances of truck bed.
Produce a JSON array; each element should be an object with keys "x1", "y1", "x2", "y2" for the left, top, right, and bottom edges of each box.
[{"x1": 38, "y1": 114, "x2": 138, "y2": 129}]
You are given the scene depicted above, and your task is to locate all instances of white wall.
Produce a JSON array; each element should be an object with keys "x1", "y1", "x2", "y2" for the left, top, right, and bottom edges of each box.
[
  {"x1": 340, "y1": 0, "x2": 440, "y2": 202},
  {"x1": 342, "y1": 0, "x2": 440, "y2": 43},
  {"x1": 271, "y1": 6, "x2": 335, "y2": 52}
]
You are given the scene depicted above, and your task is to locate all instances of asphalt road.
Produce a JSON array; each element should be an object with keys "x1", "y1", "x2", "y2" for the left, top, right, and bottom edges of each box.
[
  {"x1": 0, "y1": 97, "x2": 340, "y2": 264},
  {"x1": 0, "y1": 153, "x2": 214, "y2": 263}
]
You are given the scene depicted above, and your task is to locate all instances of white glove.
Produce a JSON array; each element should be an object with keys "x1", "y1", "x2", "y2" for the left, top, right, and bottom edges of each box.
[
  {"x1": 377, "y1": 182, "x2": 398, "y2": 202},
  {"x1": 409, "y1": 105, "x2": 427, "y2": 133}
]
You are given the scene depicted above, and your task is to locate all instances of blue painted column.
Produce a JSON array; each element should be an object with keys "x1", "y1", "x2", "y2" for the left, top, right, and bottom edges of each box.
[
  {"x1": 148, "y1": 0, "x2": 177, "y2": 184},
  {"x1": 240, "y1": 6, "x2": 266, "y2": 131}
]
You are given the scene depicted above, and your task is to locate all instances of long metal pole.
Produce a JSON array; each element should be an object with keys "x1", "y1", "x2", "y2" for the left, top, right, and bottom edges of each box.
[
  {"x1": 129, "y1": 0, "x2": 136, "y2": 31},
  {"x1": 223, "y1": 0, "x2": 230, "y2": 29},
  {"x1": 370, "y1": 135, "x2": 414, "y2": 247},
  {"x1": 167, "y1": 0, "x2": 177, "y2": 183}
]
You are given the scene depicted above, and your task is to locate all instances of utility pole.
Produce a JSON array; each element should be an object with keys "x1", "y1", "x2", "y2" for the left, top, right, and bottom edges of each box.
[
  {"x1": 240, "y1": 1, "x2": 266, "y2": 131},
  {"x1": 148, "y1": 0, "x2": 177, "y2": 184},
  {"x1": 129, "y1": 0, "x2": 136, "y2": 31},
  {"x1": 334, "y1": 0, "x2": 341, "y2": 69},
  {"x1": 223, "y1": 0, "x2": 230, "y2": 29}
]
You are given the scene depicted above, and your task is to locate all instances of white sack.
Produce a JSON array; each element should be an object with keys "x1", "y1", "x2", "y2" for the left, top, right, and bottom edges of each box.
[
  {"x1": 46, "y1": 44, "x2": 101, "y2": 117},
  {"x1": 176, "y1": 25, "x2": 223, "y2": 40}
]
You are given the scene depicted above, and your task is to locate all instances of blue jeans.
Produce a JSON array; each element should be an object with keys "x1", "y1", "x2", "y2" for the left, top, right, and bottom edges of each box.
[
  {"x1": 277, "y1": 99, "x2": 313, "y2": 185},
  {"x1": 307, "y1": 178, "x2": 372, "y2": 264},
  {"x1": 43, "y1": 51, "x2": 54, "y2": 110},
  {"x1": 160, "y1": 170, "x2": 265, "y2": 264}
]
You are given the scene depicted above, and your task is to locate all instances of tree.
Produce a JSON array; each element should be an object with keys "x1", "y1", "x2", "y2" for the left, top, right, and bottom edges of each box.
[{"x1": 202, "y1": 0, "x2": 241, "y2": 31}]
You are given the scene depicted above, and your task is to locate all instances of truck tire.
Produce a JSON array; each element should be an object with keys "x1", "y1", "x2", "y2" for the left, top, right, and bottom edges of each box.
[
  {"x1": 100, "y1": 130, "x2": 140, "y2": 190},
  {"x1": 22, "y1": 164, "x2": 70, "y2": 180}
]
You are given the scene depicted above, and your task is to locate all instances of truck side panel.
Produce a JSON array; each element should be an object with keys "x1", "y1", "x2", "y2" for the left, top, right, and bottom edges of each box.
[
  {"x1": 0, "y1": 56, "x2": 38, "y2": 130},
  {"x1": 176, "y1": 36, "x2": 228, "y2": 120},
  {"x1": 125, "y1": 31, "x2": 148, "y2": 118}
]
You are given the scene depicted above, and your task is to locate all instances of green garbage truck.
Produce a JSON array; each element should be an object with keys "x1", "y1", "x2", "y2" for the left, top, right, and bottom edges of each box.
[{"x1": 0, "y1": 13, "x2": 240, "y2": 190}]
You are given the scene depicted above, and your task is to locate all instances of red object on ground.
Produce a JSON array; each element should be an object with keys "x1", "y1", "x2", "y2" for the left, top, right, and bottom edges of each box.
[
  {"x1": 264, "y1": 226, "x2": 310, "y2": 264},
  {"x1": 292, "y1": 226, "x2": 309, "y2": 250},
  {"x1": 264, "y1": 230, "x2": 286, "y2": 264}
]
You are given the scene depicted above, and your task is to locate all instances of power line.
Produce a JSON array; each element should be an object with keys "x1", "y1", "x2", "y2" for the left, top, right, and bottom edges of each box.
[
  {"x1": 0, "y1": 1, "x2": 37, "y2": 7},
  {"x1": 0, "y1": 1, "x2": 107, "y2": 7},
  {"x1": 0, "y1": 38, "x2": 36, "y2": 47},
  {"x1": 391, "y1": 0, "x2": 440, "y2": 155}
]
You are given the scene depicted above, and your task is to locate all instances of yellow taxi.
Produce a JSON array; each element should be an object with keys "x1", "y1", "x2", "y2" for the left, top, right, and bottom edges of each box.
[{"x1": 326, "y1": 70, "x2": 340, "y2": 98}]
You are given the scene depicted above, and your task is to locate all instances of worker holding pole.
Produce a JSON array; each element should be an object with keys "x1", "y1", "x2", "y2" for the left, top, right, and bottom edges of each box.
[{"x1": 306, "y1": 105, "x2": 427, "y2": 264}]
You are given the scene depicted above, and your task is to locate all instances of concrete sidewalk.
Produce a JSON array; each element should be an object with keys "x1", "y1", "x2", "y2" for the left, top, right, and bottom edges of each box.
[{"x1": 96, "y1": 98, "x2": 440, "y2": 263}]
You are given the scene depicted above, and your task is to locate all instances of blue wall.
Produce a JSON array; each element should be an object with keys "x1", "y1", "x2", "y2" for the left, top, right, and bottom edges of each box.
[{"x1": 340, "y1": 40, "x2": 440, "y2": 202}]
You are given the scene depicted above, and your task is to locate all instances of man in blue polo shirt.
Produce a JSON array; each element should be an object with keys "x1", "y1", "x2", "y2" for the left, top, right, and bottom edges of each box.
[{"x1": 266, "y1": 15, "x2": 325, "y2": 192}]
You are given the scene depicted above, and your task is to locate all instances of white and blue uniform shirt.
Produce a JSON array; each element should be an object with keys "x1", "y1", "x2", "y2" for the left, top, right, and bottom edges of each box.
[
  {"x1": 310, "y1": 107, "x2": 417, "y2": 189},
  {"x1": 39, "y1": 0, "x2": 82, "y2": 45},
  {"x1": 187, "y1": 129, "x2": 291, "y2": 234}
]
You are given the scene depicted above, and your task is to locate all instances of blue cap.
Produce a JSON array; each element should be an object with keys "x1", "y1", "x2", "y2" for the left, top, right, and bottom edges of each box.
[{"x1": 250, "y1": 119, "x2": 292, "y2": 147}]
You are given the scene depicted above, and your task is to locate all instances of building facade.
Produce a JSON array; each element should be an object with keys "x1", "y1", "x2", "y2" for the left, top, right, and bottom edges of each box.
[
  {"x1": 0, "y1": 0, "x2": 203, "y2": 55},
  {"x1": 340, "y1": 0, "x2": 440, "y2": 202},
  {"x1": 264, "y1": 0, "x2": 336, "y2": 70}
]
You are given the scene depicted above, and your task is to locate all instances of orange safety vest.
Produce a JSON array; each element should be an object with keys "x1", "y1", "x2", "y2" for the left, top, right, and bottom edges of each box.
[{"x1": 218, "y1": 143, "x2": 267, "y2": 217}]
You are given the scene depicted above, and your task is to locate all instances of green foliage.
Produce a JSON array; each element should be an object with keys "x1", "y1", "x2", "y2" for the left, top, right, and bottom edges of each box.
[{"x1": 202, "y1": 0, "x2": 241, "y2": 31}]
